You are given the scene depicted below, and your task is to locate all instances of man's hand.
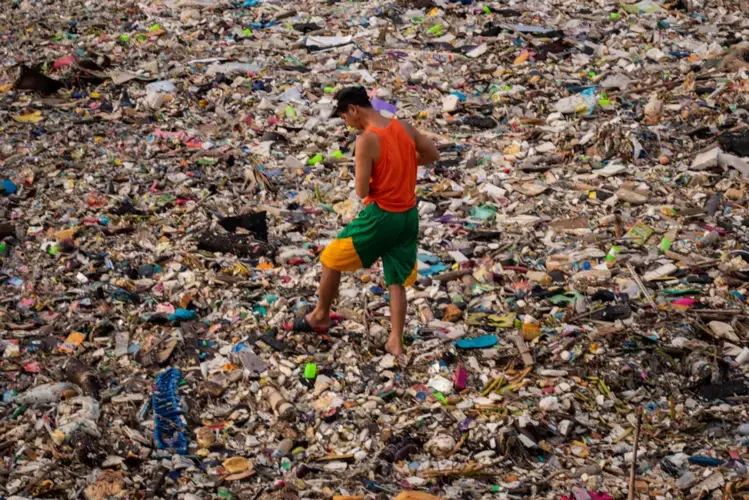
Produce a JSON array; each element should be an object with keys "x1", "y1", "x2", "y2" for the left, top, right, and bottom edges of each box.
[{"x1": 399, "y1": 120, "x2": 440, "y2": 166}]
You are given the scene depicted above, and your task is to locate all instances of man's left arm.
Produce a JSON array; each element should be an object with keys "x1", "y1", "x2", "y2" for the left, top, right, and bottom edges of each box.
[{"x1": 354, "y1": 132, "x2": 377, "y2": 198}]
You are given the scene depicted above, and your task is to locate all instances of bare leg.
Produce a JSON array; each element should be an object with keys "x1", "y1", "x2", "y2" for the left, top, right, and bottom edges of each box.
[
  {"x1": 384, "y1": 284, "x2": 406, "y2": 357},
  {"x1": 305, "y1": 265, "x2": 341, "y2": 330}
]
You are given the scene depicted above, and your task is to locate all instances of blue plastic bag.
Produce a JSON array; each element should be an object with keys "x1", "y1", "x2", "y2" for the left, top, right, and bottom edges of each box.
[
  {"x1": 1, "y1": 179, "x2": 17, "y2": 195},
  {"x1": 168, "y1": 308, "x2": 197, "y2": 322}
]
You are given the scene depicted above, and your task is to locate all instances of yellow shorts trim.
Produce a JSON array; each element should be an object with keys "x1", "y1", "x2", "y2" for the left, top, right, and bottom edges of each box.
[
  {"x1": 320, "y1": 237, "x2": 362, "y2": 271},
  {"x1": 402, "y1": 262, "x2": 418, "y2": 287}
]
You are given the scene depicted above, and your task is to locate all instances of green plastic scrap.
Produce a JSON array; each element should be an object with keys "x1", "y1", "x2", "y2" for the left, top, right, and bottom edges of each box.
[
  {"x1": 549, "y1": 292, "x2": 583, "y2": 305},
  {"x1": 428, "y1": 24, "x2": 443, "y2": 35},
  {"x1": 303, "y1": 363, "x2": 317, "y2": 379},
  {"x1": 376, "y1": 389, "x2": 397, "y2": 400},
  {"x1": 10, "y1": 404, "x2": 25, "y2": 420},
  {"x1": 156, "y1": 194, "x2": 176, "y2": 206},
  {"x1": 470, "y1": 204, "x2": 497, "y2": 221},
  {"x1": 433, "y1": 391, "x2": 447, "y2": 405},
  {"x1": 597, "y1": 379, "x2": 611, "y2": 397}
]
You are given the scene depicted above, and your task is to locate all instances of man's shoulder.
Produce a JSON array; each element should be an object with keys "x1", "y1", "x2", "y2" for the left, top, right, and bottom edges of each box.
[
  {"x1": 357, "y1": 130, "x2": 380, "y2": 146},
  {"x1": 356, "y1": 130, "x2": 380, "y2": 156},
  {"x1": 395, "y1": 119, "x2": 418, "y2": 142}
]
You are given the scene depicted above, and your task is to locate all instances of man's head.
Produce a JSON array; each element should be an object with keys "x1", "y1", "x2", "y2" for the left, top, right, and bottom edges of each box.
[{"x1": 331, "y1": 86, "x2": 372, "y2": 130}]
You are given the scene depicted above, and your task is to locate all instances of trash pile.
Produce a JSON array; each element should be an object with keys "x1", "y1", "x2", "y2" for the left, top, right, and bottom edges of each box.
[{"x1": 2, "y1": 0, "x2": 749, "y2": 497}]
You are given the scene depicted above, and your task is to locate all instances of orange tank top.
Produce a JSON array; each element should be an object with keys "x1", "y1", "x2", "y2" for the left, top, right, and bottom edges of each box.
[{"x1": 363, "y1": 119, "x2": 418, "y2": 213}]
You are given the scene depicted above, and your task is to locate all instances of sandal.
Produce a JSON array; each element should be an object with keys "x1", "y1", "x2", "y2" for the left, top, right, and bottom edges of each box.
[{"x1": 284, "y1": 313, "x2": 344, "y2": 333}]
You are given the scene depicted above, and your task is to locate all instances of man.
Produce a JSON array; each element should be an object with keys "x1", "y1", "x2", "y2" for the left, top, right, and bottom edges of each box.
[{"x1": 292, "y1": 86, "x2": 440, "y2": 359}]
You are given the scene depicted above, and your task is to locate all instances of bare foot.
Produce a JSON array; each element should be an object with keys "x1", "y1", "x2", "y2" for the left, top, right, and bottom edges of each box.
[
  {"x1": 384, "y1": 335, "x2": 404, "y2": 358},
  {"x1": 305, "y1": 311, "x2": 330, "y2": 331}
]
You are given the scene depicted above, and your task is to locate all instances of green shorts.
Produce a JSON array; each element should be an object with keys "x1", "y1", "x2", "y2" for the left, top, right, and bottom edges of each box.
[{"x1": 320, "y1": 203, "x2": 419, "y2": 286}]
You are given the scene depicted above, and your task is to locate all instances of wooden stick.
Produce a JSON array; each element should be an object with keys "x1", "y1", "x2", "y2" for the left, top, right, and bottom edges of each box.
[
  {"x1": 628, "y1": 406, "x2": 644, "y2": 500},
  {"x1": 693, "y1": 309, "x2": 748, "y2": 315},
  {"x1": 512, "y1": 334, "x2": 534, "y2": 366},
  {"x1": 567, "y1": 306, "x2": 606, "y2": 323},
  {"x1": 627, "y1": 264, "x2": 657, "y2": 311},
  {"x1": 433, "y1": 269, "x2": 473, "y2": 282},
  {"x1": 608, "y1": 77, "x2": 687, "y2": 97},
  {"x1": 362, "y1": 294, "x2": 369, "y2": 335}
]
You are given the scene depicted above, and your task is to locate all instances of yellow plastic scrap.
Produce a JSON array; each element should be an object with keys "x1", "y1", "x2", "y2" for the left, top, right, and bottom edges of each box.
[
  {"x1": 12, "y1": 111, "x2": 44, "y2": 123},
  {"x1": 514, "y1": 51, "x2": 530, "y2": 65},
  {"x1": 487, "y1": 312, "x2": 516, "y2": 328},
  {"x1": 597, "y1": 379, "x2": 611, "y2": 398},
  {"x1": 481, "y1": 376, "x2": 505, "y2": 396}
]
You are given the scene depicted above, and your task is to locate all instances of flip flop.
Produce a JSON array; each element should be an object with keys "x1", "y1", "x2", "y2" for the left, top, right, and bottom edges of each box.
[
  {"x1": 289, "y1": 316, "x2": 329, "y2": 333},
  {"x1": 284, "y1": 313, "x2": 344, "y2": 333}
]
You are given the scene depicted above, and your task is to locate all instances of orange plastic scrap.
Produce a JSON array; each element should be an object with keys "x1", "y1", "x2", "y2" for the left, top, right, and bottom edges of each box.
[
  {"x1": 395, "y1": 492, "x2": 442, "y2": 500},
  {"x1": 514, "y1": 50, "x2": 530, "y2": 65},
  {"x1": 58, "y1": 332, "x2": 85, "y2": 353}
]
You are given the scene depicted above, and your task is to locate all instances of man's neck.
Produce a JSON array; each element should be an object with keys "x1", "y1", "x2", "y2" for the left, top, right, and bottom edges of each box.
[{"x1": 362, "y1": 110, "x2": 391, "y2": 129}]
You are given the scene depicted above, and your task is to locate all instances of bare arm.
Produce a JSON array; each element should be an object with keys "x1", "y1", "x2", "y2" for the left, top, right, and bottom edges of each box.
[
  {"x1": 398, "y1": 120, "x2": 440, "y2": 166},
  {"x1": 354, "y1": 132, "x2": 379, "y2": 199}
]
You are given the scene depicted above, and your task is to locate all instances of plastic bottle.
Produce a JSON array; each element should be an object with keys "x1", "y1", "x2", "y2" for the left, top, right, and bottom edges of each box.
[
  {"x1": 16, "y1": 383, "x2": 79, "y2": 406},
  {"x1": 579, "y1": 88, "x2": 598, "y2": 115},
  {"x1": 705, "y1": 193, "x2": 720, "y2": 217},
  {"x1": 605, "y1": 245, "x2": 621, "y2": 261},
  {"x1": 262, "y1": 386, "x2": 296, "y2": 420},
  {"x1": 736, "y1": 347, "x2": 749, "y2": 366},
  {"x1": 272, "y1": 438, "x2": 294, "y2": 458},
  {"x1": 696, "y1": 230, "x2": 720, "y2": 249},
  {"x1": 676, "y1": 471, "x2": 695, "y2": 490}
]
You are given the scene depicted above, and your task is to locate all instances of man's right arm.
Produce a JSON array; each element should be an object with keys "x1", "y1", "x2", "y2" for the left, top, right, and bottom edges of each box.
[{"x1": 399, "y1": 120, "x2": 440, "y2": 166}]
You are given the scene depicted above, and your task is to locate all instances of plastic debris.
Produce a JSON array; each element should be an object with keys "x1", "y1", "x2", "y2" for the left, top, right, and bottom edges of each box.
[{"x1": 3, "y1": 0, "x2": 749, "y2": 497}]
